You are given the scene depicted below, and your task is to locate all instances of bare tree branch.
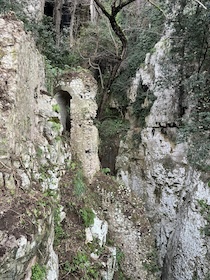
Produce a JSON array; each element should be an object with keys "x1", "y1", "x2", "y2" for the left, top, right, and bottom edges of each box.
[
  {"x1": 194, "y1": 0, "x2": 207, "y2": 9},
  {"x1": 93, "y1": 0, "x2": 136, "y2": 118},
  {"x1": 112, "y1": 0, "x2": 136, "y2": 16},
  {"x1": 148, "y1": 0, "x2": 167, "y2": 17}
]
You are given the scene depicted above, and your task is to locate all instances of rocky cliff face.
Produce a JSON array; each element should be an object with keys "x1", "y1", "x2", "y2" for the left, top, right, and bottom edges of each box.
[
  {"x1": 0, "y1": 14, "x2": 68, "y2": 280},
  {"x1": 1, "y1": 1, "x2": 210, "y2": 280},
  {"x1": 116, "y1": 1, "x2": 210, "y2": 279},
  {"x1": 0, "y1": 13, "x2": 155, "y2": 280}
]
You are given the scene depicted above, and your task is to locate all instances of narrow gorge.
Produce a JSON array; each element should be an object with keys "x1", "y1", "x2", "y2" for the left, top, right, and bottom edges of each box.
[{"x1": 0, "y1": 0, "x2": 210, "y2": 279}]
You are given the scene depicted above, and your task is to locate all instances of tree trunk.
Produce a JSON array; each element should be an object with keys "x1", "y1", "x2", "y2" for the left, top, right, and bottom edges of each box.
[
  {"x1": 53, "y1": 0, "x2": 63, "y2": 47},
  {"x1": 90, "y1": 0, "x2": 98, "y2": 23},
  {"x1": 69, "y1": 0, "x2": 77, "y2": 48},
  {"x1": 94, "y1": 0, "x2": 135, "y2": 118}
]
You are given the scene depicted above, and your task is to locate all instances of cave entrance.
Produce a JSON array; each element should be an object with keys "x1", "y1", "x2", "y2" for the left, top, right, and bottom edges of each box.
[
  {"x1": 44, "y1": 1, "x2": 54, "y2": 17},
  {"x1": 54, "y1": 89, "x2": 72, "y2": 135},
  {"x1": 44, "y1": 1, "x2": 71, "y2": 28}
]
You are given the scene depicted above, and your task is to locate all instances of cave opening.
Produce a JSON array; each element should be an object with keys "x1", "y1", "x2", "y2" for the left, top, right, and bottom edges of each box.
[
  {"x1": 55, "y1": 90, "x2": 72, "y2": 135},
  {"x1": 44, "y1": 1, "x2": 54, "y2": 17},
  {"x1": 44, "y1": 1, "x2": 71, "y2": 28}
]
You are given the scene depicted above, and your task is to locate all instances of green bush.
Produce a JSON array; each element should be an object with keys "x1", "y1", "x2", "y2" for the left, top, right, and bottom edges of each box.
[
  {"x1": 73, "y1": 169, "x2": 86, "y2": 196},
  {"x1": 79, "y1": 207, "x2": 95, "y2": 227},
  {"x1": 132, "y1": 84, "x2": 156, "y2": 127},
  {"x1": 62, "y1": 252, "x2": 99, "y2": 279},
  {"x1": 198, "y1": 199, "x2": 210, "y2": 236},
  {"x1": 31, "y1": 264, "x2": 46, "y2": 280},
  {"x1": 54, "y1": 206, "x2": 65, "y2": 246},
  {"x1": 0, "y1": 0, "x2": 23, "y2": 17},
  {"x1": 98, "y1": 118, "x2": 129, "y2": 140},
  {"x1": 172, "y1": 5, "x2": 210, "y2": 171},
  {"x1": 111, "y1": 5, "x2": 164, "y2": 107}
]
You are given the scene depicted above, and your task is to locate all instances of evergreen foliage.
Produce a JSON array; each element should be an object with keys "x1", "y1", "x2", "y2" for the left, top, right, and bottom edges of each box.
[
  {"x1": 111, "y1": 5, "x2": 164, "y2": 108},
  {"x1": 170, "y1": 2, "x2": 210, "y2": 170},
  {"x1": 0, "y1": 0, "x2": 23, "y2": 18},
  {"x1": 36, "y1": 16, "x2": 81, "y2": 69},
  {"x1": 79, "y1": 207, "x2": 95, "y2": 227},
  {"x1": 31, "y1": 264, "x2": 46, "y2": 280},
  {"x1": 132, "y1": 83, "x2": 157, "y2": 127}
]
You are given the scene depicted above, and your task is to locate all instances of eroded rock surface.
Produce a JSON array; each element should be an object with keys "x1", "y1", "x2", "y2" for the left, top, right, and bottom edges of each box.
[
  {"x1": 116, "y1": 2, "x2": 210, "y2": 279},
  {"x1": 0, "y1": 15, "x2": 68, "y2": 280},
  {"x1": 55, "y1": 73, "x2": 100, "y2": 182}
]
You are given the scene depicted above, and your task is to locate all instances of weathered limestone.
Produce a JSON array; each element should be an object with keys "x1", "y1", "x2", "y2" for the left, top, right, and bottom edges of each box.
[
  {"x1": 0, "y1": 15, "x2": 68, "y2": 279},
  {"x1": 116, "y1": 2, "x2": 210, "y2": 279},
  {"x1": 85, "y1": 213, "x2": 116, "y2": 280},
  {"x1": 93, "y1": 175, "x2": 157, "y2": 280},
  {"x1": 55, "y1": 73, "x2": 100, "y2": 182},
  {"x1": 17, "y1": 0, "x2": 45, "y2": 22}
]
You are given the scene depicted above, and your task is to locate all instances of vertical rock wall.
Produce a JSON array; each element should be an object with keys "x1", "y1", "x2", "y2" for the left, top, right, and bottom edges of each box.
[
  {"x1": 0, "y1": 15, "x2": 68, "y2": 280},
  {"x1": 17, "y1": 0, "x2": 45, "y2": 22},
  {"x1": 116, "y1": 2, "x2": 210, "y2": 279}
]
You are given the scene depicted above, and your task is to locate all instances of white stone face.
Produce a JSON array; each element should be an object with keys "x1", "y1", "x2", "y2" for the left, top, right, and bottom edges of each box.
[
  {"x1": 45, "y1": 229, "x2": 59, "y2": 279},
  {"x1": 116, "y1": 4, "x2": 210, "y2": 279},
  {"x1": 16, "y1": 236, "x2": 28, "y2": 259},
  {"x1": 100, "y1": 247, "x2": 116, "y2": 280},
  {"x1": 84, "y1": 212, "x2": 116, "y2": 280},
  {"x1": 0, "y1": 16, "x2": 65, "y2": 280},
  {"x1": 90, "y1": 215, "x2": 108, "y2": 247},
  {"x1": 56, "y1": 75, "x2": 100, "y2": 183},
  {"x1": 17, "y1": 0, "x2": 45, "y2": 22}
]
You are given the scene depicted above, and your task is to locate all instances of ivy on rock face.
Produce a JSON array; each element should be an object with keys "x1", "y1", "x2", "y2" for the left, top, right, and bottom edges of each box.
[{"x1": 132, "y1": 83, "x2": 157, "y2": 127}]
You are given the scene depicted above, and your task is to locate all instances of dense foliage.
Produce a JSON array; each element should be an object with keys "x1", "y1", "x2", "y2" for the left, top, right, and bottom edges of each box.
[
  {"x1": 111, "y1": 4, "x2": 164, "y2": 108},
  {"x1": 1, "y1": 0, "x2": 209, "y2": 170},
  {"x1": 169, "y1": 1, "x2": 210, "y2": 171}
]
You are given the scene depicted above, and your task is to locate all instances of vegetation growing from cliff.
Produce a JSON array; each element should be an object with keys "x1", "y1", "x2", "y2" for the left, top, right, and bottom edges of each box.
[
  {"x1": 169, "y1": 2, "x2": 210, "y2": 172},
  {"x1": 97, "y1": 115, "x2": 130, "y2": 174},
  {"x1": 31, "y1": 264, "x2": 46, "y2": 280},
  {"x1": 0, "y1": 0, "x2": 163, "y2": 116},
  {"x1": 53, "y1": 162, "x2": 104, "y2": 279},
  {"x1": 198, "y1": 199, "x2": 210, "y2": 236},
  {"x1": 110, "y1": 4, "x2": 163, "y2": 109},
  {"x1": 132, "y1": 83, "x2": 157, "y2": 127}
]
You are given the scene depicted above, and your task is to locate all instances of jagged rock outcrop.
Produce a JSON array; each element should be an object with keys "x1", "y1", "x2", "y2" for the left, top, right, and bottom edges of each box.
[
  {"x1": 116, "y1": 2, "x2": 210, "y2": 279},
  {"x1": 0, "y1": 15, "x2": 68, "y2": 279},
  {"x1": 90, "y1": 174, "x2": 157, "y2": 280},
  {"x1": 55, "y1": 73, "x2": 100, "y2": 183}
]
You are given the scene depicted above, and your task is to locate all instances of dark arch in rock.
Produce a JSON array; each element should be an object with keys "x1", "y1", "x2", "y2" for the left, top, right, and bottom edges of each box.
[
  {"x1": 44, "y1": 1, "x2": 54, "y2": 17},
  {"x1": 54, "y1": 89, "x2": 72, "y2": 134}
]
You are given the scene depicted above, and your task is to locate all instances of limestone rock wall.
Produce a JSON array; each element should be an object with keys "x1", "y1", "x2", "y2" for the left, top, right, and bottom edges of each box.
[
  {"x1": 116, "y1": 2, "x2": 210, "y2": 279},
  {"x1": 55, "y1": 72, "x2": 100, "y2": 182},
  {"x1": 0, "y1": 15, "x2": 68, "y2": 280},
  {"x1": 17, "y1": 0, "x2": 45, "y2": 22}
]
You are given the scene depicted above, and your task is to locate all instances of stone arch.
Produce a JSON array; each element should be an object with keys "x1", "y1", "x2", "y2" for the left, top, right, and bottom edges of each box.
[{"x1": 54, "y1": 87, "x2": 72, "y2": 134}]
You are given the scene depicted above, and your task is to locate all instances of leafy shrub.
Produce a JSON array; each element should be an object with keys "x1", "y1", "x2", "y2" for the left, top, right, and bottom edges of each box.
[
  {"x1": 0, "y1": 0, "x2": 23, "y2": 18},
  {"x1": 98, "y1": 118, "x2": 129, "y2": 140},
  {"x1": 73, "y1": 169, "x2": 86, "y2": 196},
  {"x1": 31, "y1": 264, "x2": 46, "y2": 280},
  {"x1": 111, "y1": 5, "x2": 164, "y2": 107},
  {"x1": 171, "y1": 5, "x2": 210, "y2": 171},
  {"x1": 79, "y1": 207, "x2": 95, "y2": 227},
  {"x1": 62, "y1": 252, "x2": 99, "y2": 279},
  {"x1": 197, "y1": 199, "x2": 210, "y2": 236},
  {"x1": 132, "y1": 84, "x2": 156, "y2": 127},
  {"x1": 54, "y1": 206, "x2": 65, "y2": 246},
  {"x1": 35, "y1": 16, "x2": 81, "y2": 69}
]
